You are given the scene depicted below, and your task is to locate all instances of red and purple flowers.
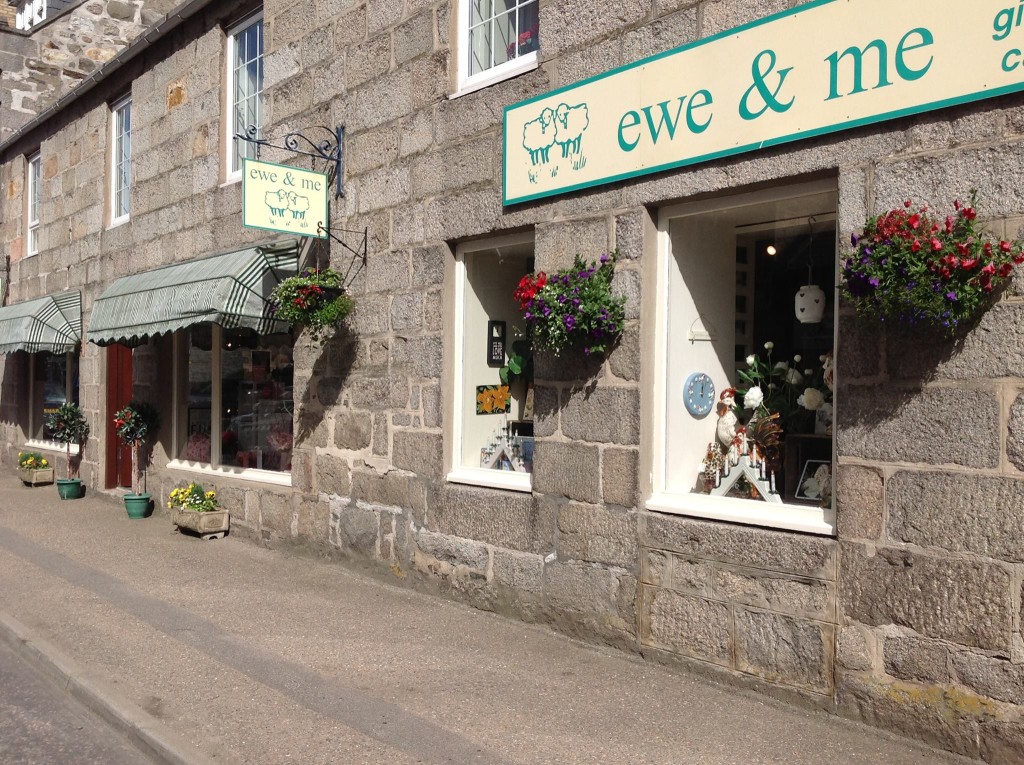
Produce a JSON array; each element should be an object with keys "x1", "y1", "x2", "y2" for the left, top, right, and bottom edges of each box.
[
  {"x1": 514, "y1": 251, "x2": 625, "y2": 356},
  {"x1": 842, "y1": 192, "x2": 1024, "y2": 335}
]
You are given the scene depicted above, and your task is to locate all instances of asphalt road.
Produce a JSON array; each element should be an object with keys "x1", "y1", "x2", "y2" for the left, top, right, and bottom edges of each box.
[{"x1": 0, "y1": 639, "x2": 153, "y2": 765}]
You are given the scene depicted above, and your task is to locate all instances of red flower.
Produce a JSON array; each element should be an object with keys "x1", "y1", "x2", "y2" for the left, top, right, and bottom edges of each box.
[
  {"x1": 908, "y1": 213, "x2": 921, "y2": 230},
  {"x1": 1000, "y1": 240, "x2": 1012, "y2": 253},
  {"x1": 930, "y1": 238, "x2": 943, "y2": 251},
  {"x1": 999, "y1": 262, "x2": 1014, "y2": 278},
  {"x1": 911, "y1": 239, "x2": 922, "y2": 253},
  {"x1": 963, "y1": 207, "x2": 977, "y2": 221},
  {"x1": 940, "y1": 267, "x2": 952, "y2": 280},
  {"x1": 960, "y1": 258, "x2": 979, "y2": 270},
  {"x1": 1014, "y1": 252, "x2": 1024, "y2": 265},
  {"x1": 982, "y1": 263, "x2": 997, "y2": 275}
]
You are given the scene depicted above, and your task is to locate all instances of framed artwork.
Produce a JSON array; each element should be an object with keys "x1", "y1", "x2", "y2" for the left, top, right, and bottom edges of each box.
[
  {"x1": 795, "y1": 459, "x2": 832, "y2": 501},
  {"x1": 475, "y1": 384, "x2": 511, "y2": 414}
]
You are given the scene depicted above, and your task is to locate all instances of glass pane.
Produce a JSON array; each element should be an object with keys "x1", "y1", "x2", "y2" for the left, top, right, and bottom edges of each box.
[
  {"x1": 34, "y1": 353, "x2": 76, "y2": 441},
  {"x1": 461, "y1": 246, "x2": 534, "y2": 473},
  {"x1": 469, "y1": 22, "x2": 492, "y2": 76},
  {"x1": 469, "y1": 0, "x2": 492, "y2": 26},
  {"x1": 182, "y1": 325, "x2": 213, "y2": 462},
  {"x1": 516, "y1": 2, "x2": 539, "y2": 56},
  {"x1": 492, "y1": 9, "x2": 515, "y2": 68},
  {"x1": 220, "y1": 329, "x2": 293, "y2": 472},
  {"x1": 231, "y1": 19, "x2": 264, "y2": 172}
]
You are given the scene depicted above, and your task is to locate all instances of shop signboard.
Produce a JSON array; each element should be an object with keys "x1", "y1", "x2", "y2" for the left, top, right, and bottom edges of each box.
[
  {"x1": 503, "y1": 0, "x2": 1024, "y2": 205},
  {"x1": 242, "y1": 158, "x2": 329, "y2": 239}
]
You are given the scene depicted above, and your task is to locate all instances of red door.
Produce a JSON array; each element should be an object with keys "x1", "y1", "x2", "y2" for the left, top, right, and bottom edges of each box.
[{"x1": 105, "y1": 345, "x2": 133, "y2": 489}]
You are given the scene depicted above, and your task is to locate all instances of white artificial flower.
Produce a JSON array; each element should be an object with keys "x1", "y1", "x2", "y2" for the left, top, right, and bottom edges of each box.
[
  {"x1": 804, "y1": 368, "x2": 814, "y2": 376},
  {"x1": 745, "y1": 354, "x2": 757, "y2": 367},
  {"x1": 793, "y1": 354, "x2": 802, "y2": 363},
  {"x1": 764, "y1": 341, "x2": 775, "y2": 350},
  {"x1": 773, "y1": 361, "x2": 790, "y2": 373},
  {"x1": 743, "y1": 385, "x2": 764, "y2": 410},
  {"x1": 800, "y1": 387, "x2": 826, "y2": 411},
  {"x1": 786, "y1": 368, "x2": 804, "y2": 386}
]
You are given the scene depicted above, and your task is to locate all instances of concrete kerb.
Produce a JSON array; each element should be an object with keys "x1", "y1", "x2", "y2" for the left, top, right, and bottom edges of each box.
[{"x1": 0, "y1": 610, "x2": 222, "y2": 765}]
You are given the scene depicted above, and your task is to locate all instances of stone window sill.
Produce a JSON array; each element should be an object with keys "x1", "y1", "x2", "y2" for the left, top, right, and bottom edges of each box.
[
  {"x1": 646, "y1": 492, "x2": 835, "y2": 537},
  {"x1": 450, "y1": 56, "x2": 539, "y2": 100},
  {"x1": 24, "y1": 439, "x2": 79, "y2": 457},
  {"x1": 446, "y1": 467, "x2": 532, "y2": 493},
  {"x1": 166, "y1": 459, "x2": 292, "y2": 487}
]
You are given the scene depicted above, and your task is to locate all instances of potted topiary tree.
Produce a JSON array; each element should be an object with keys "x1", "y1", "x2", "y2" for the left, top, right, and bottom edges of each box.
[
  {"x1": 44, "y1": 402, "x2": 90, "y2": 500},
  {"x1": 113, "y1": 401, "x2": 160, "y2": 518}
]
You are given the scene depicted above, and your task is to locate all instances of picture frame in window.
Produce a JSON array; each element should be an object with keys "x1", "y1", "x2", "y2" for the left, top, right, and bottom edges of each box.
[{"x1": 795, "y1": 459, "x2": 832, "y2": 501}]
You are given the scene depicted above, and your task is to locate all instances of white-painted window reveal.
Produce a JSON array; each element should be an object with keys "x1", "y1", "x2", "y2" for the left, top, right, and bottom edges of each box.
[
  {"x1": 456, "y1": 0, "x2": 539, "y2": 95},
  {"x1": 110, "y1": 96, "x2": 132, "y2": 223},
  {"x1": 650, "y1": 181, "x2": 838, "y2": 536},
  {"x1": 227, "y1": 12, "x2": 264, "y2": 177},
  {"x1": 15, "y1": 0, "x2": 45, "y2": 31},
  {"x1": 174, "y1": 324, "x2": 294, "y2": 479},
  {"x1": 449, "y1": 233, "x2": 535, "y2": 493},
  {"x1": 26, "y1": 152, "x2": 40, "y2": 256}
]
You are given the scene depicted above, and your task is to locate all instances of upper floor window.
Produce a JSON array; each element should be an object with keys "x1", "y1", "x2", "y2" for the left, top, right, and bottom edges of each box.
[
  {"x1": 456, "y1": 0, "x2": 539, "y2": 95},
  {"x1": 110, "y1": 96, "x2": 131, "y2": 224},
  {"x1": 227, "y1": 12, "x2": 264, "y2": 178},
  {"x1": 26, "y1": 152, "x2": 40, "y2": 256},
  {"x1": 15, "y1": 0, "x2": 46, "y2": 31}
]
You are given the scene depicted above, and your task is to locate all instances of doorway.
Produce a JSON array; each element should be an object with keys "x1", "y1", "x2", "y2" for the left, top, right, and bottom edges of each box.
[{"x1": 105, "y1": 344, "x2": 133, "y2": 489}]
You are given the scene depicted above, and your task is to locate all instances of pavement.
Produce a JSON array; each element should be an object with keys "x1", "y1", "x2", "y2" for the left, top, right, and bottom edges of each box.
[{"x1": 0, "y1": 473, "x2": 974, "y2": 765}]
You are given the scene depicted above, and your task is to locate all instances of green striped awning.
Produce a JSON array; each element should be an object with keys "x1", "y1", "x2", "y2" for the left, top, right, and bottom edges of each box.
[
  {"x1": 86, "y1": 240, "x2": 299, "y2": 346},
  {"x1": 0, "y1": 290, "x2": 82, "y2": 354}
]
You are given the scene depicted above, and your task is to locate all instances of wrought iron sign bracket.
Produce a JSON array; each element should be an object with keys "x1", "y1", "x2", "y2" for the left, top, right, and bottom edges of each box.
[
  {"x1": 234, "y1": 124, "x2": 345, "y2": 199},
  {"x1": 317, "y1": 223, "x2": 368, "y2": 269}
]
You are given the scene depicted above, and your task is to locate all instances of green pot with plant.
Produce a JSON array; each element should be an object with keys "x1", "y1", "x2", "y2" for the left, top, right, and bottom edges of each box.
[
  {"x1": 168, "y1": 482, "x2": 229, "y2": 539},
  {"x1": 270, "y1": 268, "x2": 354, "y2": 341},
  {"x1": 113, "y1": 401, "x2": 160, "y2": 518},
  {"x1": 44, "y1": 402, "x2": 90, "y2": 500}
]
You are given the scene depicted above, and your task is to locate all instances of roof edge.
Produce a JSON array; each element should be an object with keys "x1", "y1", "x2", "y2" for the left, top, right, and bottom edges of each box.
[{"x1": 0, "y1": 0, "x2": 214, "y2": 157}]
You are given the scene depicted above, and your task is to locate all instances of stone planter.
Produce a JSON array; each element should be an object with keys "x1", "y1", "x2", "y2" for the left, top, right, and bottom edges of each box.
[
  {"x1": 171, "y1": 506, "x2": 230, "y2": 540},
  {"x1": 19, "y1": 467, "x2": 55, "y2": 486}
]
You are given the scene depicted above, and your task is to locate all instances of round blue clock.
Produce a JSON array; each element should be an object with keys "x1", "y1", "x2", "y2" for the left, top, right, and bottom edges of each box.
[{"x1": 683, "y1": 372, "x2": 715, "y2": 418}]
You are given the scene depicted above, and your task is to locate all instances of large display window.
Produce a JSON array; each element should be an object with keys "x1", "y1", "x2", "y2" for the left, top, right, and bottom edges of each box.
[
  {"x1": 29, "y1": 351, "x2": 79, "y2": 445},
  {"x1": 650, "y1": 181, "x2": 837, "y2": 535},
  {"x1": 449, "y1": 233, "x2": 535, "y2": 492},
  {"x1": 173, "y1": 324, "x2": 293, "y2": 482}
]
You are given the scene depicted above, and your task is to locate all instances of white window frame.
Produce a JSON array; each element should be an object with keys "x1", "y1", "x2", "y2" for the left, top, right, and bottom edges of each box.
[
  {"x1": 453, "y1": 0, "x2": 539, "y2": 98},
  {"x1": 648, "y1": 181, "x2": 837, "y2": 537},
  {"x1": 225, "y1": 11, "x2": 265, "y2": 181},
  {"x1": 15, "y1": 0, "x2": 46, "y2": 31},
  {"x1": 26, "y1": 152, "x2": 40, "y2": 257},
  {"x1": 447, "y1": 232, "x2": 534, "y2": 493},
  {"x1": 168, "y1": 326, "x2": 292, "y2": 487},
  {"x1": 26, "y1": 351, "x2": 80, "y2": 456},
  {"x1": 110, "y1": 95, "x2": 132, "y2": 226}
]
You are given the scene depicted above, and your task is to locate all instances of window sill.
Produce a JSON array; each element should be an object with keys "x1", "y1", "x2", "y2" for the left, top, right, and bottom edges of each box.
[
  {"x1": 108, "y1": 215, "x2": 130, "y2": 230},
  {"x1": 446, "y1": 467, "x2": 532, "y2": 493},
  {"x1": 167, "y1": 459, "x2": 292, "y2": 487},
  {"x1": 24, "y1": 440, "x2": 79, "y2": 456},
  {"x1": 646, "y1": 492, "x2": 835, "y2": 537},
  {"x1": 451, "y1": 56, "x2": 539, "y2": 99},
  {"x1": 220, "y1": 175, "x2": 242, "y2": 189}
]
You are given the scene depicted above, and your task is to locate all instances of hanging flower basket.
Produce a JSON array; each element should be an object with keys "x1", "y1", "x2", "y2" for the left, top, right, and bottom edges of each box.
[
  {"x1": 514, "y1": 251, "x2": 626, "y2": 357},
  {"x1": 270, "y1": 268, "x2": 354, "y2": 340},
  {"x1": 842, "y1": 192, "x2": 1024, "y2": 336}
]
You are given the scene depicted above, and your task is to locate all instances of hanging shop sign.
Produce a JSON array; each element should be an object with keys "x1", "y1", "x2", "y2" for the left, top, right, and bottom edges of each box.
[
  {"x1": 503, "y1": 0, "x2": 1024, "y2": 205},
  {"x1": 242, "y1": 158, "x2": 329, "y2": 239}
]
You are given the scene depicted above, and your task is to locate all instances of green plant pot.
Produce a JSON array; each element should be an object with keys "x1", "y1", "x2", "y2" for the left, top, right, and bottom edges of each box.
[
  {"x1": 123, "y1": 493, "x2": 152, "y2": 519},
  {"x1": 56, "y1": 479, "x2": 84, "y2": 500}
]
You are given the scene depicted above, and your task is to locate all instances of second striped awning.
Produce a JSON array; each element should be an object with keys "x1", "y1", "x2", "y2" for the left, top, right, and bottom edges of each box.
[
  {"x1": 0, "y1": 290, "x2": 82, "y2": 354},
  {"x1": 86, "y1": 240, "x2": 299, "y2": 346}
]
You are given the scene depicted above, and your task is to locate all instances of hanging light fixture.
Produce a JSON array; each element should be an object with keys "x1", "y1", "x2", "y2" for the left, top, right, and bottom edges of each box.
[{"x1": 794, "y1": 216, "x2": 825, "y2": 324}]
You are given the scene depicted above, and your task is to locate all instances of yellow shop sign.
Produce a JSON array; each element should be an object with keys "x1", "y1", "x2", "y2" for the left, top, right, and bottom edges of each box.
[
  {"x1": 242, "y1": 158, "x2": 328, "y2": 239},
  {"x1": 503, "y1": 0, "x2": 1024, "y2": 205}
]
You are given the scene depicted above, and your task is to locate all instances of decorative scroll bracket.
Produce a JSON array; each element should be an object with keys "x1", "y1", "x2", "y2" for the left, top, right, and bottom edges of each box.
[{"x1": 234, "y1": 124, "x2": 345, "y2": 199}]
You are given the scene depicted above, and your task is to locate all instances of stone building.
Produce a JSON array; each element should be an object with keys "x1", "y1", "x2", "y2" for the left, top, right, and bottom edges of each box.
[{"x1": 0, "y1": 0, "x2": 1022, "y2": 761}]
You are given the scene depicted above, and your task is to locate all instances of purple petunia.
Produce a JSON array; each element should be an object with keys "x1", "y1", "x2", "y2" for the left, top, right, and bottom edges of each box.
[
  {"x1": 946, "y1": 291, "x2": 957, "y2": 301},
  {"x1": 851, "y1": 233, "x2": 859, "y2": 247},
  {"x1": 563, "y1": 314, "x2": 576, "y2": 330}
]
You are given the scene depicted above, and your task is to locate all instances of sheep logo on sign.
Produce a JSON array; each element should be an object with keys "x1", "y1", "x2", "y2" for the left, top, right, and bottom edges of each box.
[
  {"x1": 521, "y1": 102, "x2": 589, "y2": 183},
  {"x1": 264, "y1": 189, "x2": 311, "y2": 222}
]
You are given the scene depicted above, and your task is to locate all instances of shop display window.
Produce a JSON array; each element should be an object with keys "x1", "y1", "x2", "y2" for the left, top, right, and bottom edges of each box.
[
  {"x1": 650, "y1": 182, "x2": 838, "y2": 535},
  {"x1": 177, "y1": 324, "x2": 293, "y2": 476},
  {"x1": 29, "y1": 352, "x2": 79, "y2": 444},
  {"x1": 449, "y1": 233, "x2": 535, "y2": 492}
]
